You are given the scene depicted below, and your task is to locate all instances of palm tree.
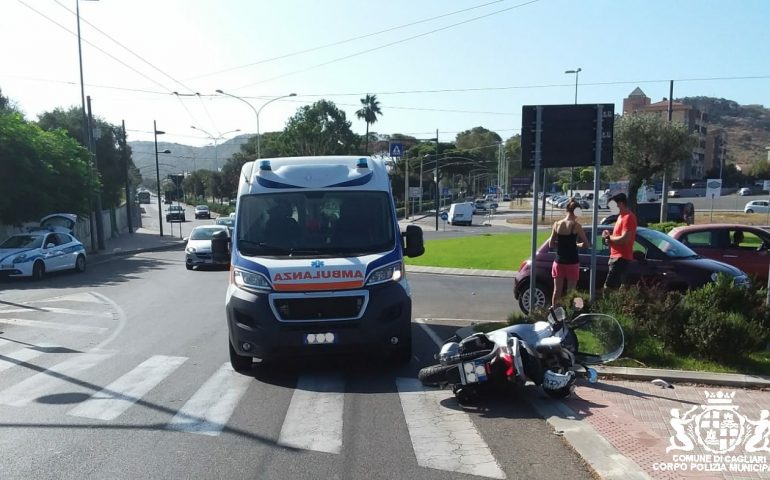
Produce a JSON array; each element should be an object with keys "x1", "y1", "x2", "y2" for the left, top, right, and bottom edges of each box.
[{"x1": 356, "y1": 94, "x2": 382, "y2": 154}]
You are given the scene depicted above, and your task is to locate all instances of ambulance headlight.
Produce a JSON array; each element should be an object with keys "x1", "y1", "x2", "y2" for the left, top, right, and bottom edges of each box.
[
  {"x1": 232, "y1": 268, "x2": 272, "y2": 292},
  {"x1": 366, "y1": 262, "x2": 403, "y2": 285}
]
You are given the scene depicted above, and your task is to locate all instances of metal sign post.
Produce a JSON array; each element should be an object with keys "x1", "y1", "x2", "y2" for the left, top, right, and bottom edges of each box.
[
  {"x1": 589, "y1": 105, "x2": 605, "y2": 303},
  {"x1": 529, "y1": 106, "x2": 542, "y2": 312}
]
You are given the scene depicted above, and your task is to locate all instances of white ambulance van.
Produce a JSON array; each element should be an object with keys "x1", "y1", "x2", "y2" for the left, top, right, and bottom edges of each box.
[{"x1": 224, "y1": 156, "x2": 424, "y2": 371}]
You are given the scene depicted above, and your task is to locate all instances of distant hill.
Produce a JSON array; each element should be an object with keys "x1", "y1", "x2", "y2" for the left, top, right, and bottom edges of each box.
[
  {"x1": 128, "y1": 134, "x2": 253, "y2": 181},
  {"x1": 678, "y1": 96, "x2": 770, "y2": 169}
]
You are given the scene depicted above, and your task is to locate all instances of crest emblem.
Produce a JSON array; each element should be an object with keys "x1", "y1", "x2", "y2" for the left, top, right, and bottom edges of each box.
[{"x1": 667, "y1": 391, "x2": 770, "y2": 454}]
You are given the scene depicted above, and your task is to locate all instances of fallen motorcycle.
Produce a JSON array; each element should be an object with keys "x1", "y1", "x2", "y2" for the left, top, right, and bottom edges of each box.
[{"x1": 418, "y1": 299, "x2": 624, "y2": 402}]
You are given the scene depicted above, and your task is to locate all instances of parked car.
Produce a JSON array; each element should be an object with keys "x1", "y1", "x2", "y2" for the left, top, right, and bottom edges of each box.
[
  {"x1": 668, "y1": 224, "x2": 770, "y2": 282},
  {"x1": 166, "y1": 205, "x2": 186, "y2": 222},
  {"x1": 473, "y1": 199, "x2": 490, "y2": 213},
  {"x1": 668, "y1": 190, "x2": 681, "y2": 198},
  {"x1": 502, "y1": 194, "x2": 511, "y2": 202},
  {"x1": 194, "y1": 205, "x2": 211, "y2": 219},
  {"x1": 0, "y1": 230, "x2": 87, "y2": 280},
  {"x1": 600, "y1": 202, "x2": 695, "y2": 227},
  {"x1": 744, "y1": 200, "x2": 770, "y2": 214},
  {"x1": 512, "y1": 226, "x2": 748, "y2": 313},
  {"x1": 738, "y1": 187, "x2": 752, "y2": 196},
  {"x1": 185, "y1": 225, "x2": 230, "y2": 270}
]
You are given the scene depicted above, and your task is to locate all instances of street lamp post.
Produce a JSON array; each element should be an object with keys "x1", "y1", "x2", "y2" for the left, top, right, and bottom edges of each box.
[
  {"x1": 565, "y1": 68, "x2": 581, "y2": 197},
  {"x1": 216, "y1": 90, "x2": 297, "y2": 159},
  {"x1": 153, "y1": 120, "x2": 170, "y2": 237}
]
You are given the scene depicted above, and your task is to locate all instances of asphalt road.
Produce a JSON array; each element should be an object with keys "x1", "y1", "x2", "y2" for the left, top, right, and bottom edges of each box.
[{"x1": 0, "y1": 251, "x2": 591, "y2": 480}]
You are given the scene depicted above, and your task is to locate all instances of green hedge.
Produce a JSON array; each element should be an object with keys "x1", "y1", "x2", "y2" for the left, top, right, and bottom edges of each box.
[{"x1": 647, "y1": 222, "x2": 686, "y2": 233}]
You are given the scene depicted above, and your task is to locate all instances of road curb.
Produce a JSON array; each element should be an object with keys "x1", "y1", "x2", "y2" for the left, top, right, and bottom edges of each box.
[{"x1": 91, "y1": 242, "x2": 185, "y2": 262}]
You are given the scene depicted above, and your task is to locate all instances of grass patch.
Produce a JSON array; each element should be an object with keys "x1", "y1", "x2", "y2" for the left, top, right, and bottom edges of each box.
[{"x1": 405, "y1": 231, "x2": 550, "y2": 270}]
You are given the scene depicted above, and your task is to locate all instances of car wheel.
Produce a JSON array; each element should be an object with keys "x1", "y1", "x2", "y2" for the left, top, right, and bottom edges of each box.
[
  {"x1": 32, "y1": 261, "x2": 45, "y2": 281},
  {"x1": 517, "y1": 282, "x2": 548, "y2": 314},
  {"x1": 747, "y1": 209, "x2": 754, "y2": 214},
  {"x1": 75, "y1": 254, "x2": 86, "y2": 273},
  {"x1": 229, "y1": 340, "x2": 253, "y2": 373}
]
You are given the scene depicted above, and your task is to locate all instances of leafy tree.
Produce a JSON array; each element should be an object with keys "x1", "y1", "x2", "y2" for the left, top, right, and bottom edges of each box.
[
  {"x1": 355, "y1": 94, "x2": 382, "y2": 154},
  {"x1": 579, "y1": 168, "x2": 594, "y2": 184},
  {"x1": 36, "y1": 107, "x2": 137, "y2": 208},
  {"x1": 0, "y1": 112, "x2": 97, "y2": 224},
  {"x1": 455, "y1": 127, "x2": 502, "y2": 166},
  {"x1": 0, "y1": 87, "x2": 17, "y2": 114},
  {"x1": 278, "y1": 100, "x2": 358, "y2": 156},
  {"x1": 613, "y1": 114, "x2": 696, "y2": 211},
  {"x1": 183, "y1": 170, "x2": 208, "y2": 201}
]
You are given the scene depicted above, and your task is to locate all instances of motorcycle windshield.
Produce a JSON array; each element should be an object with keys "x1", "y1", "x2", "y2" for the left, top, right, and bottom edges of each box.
[{"x1": 569, "y1": 314, "x2": 625, "y2": 365}]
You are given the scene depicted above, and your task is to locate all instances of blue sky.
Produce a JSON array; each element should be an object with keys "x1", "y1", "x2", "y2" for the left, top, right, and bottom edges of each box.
[{"x1": 1, "y1": 0, "x2": 768, "y2": 147}]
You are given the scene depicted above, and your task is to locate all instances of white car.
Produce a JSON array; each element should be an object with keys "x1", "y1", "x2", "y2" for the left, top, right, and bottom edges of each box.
[
  {"x1": 738, "y1": 187, "x2": 752, "y2": 196},
  {"x1": 744, "y1": 200, "x2": 770, "y2": 213},
  {"x1": 0, "y1": 230, "x2": 87, "y2": 280},
  {"x1": 185, "y1": 225, "x2": 230, "y2": 270}
]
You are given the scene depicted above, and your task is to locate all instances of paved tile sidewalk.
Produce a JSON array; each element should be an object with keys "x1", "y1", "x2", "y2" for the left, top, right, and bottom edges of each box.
[{"x1": 563, "y1": 380, "x2": 770, "y2": 479}]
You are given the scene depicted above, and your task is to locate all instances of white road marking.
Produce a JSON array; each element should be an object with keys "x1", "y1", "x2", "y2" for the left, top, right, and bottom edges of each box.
[
  {"x1": 277, "y1": 374, "x2": 344, "y2": 454},
  {"x1": 0, "y1": 318, "x2": 107, "y2": 334},
  {"x1": 0, "y1": 352, "x2": 112, "y2": 407},
  {"x1": 166, "y1": 363, "x2": 252, "y2": 436},
  {"x1": 414, "y1": 318, "x2": 445, "y2": 348},
  {"x1": 0, "y1": 346, "x2": 46, "y2": 373},
  {"x1": 396, "y1": 377, "x2": 506, "y2": 479},
  {"x1": 0, "y1": 307, "x2": 112, "y2": 317},
  {"x1": 67, "y1": 355, "x2": 187, "y2": 421},
  {"x1": 32, "y1": 292, "x2": 103, "y2": 304}
]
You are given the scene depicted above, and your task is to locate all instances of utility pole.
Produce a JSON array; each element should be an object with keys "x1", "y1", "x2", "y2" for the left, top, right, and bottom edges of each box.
[
  {"x1": 434, "y1": 129, "x2": 439, "y2": 231},
  {"x1": 154, "y1": 120, "x2": 164, "y2": 237},
  {"x1": 660, "y1": 80, "x2": 673, "y2": 223},
  {"x1": 122, "y1": 120, "x2": 133, "y2": 234},
  {"x1": 87, "y1": 96, "x2": 105, "y2": 250}
]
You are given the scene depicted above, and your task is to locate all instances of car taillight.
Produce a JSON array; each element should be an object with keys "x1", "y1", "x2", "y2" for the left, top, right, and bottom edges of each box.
[{"x1": 500, "y1": 351, "x2": 515, "y2": 378}]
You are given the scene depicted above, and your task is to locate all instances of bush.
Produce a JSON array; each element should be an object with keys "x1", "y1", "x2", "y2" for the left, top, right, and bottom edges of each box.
[
  {"x1": 208, "y1": 203, "x2": 234, "y2": 217},
  {"x1": 684, "y1": 311, "x2": 758, "y2": 362},
  {"x1": 647, "y1": 222, "x2": 686, "y2": 233}
]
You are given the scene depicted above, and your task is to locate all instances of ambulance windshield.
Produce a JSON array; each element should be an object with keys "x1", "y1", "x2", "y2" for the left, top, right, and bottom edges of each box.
[{"x1": 236, "y1": 191, "x2": 395, "y2": 257}]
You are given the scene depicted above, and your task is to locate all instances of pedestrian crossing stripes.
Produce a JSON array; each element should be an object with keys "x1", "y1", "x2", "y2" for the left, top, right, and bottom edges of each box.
[
  {"x1": 0, "y1": 352, "x2": 508, "y2": 478},
  {"x1": 396, "y1": 377, "x2": 506, "y2": 479},
  {"x1": 167, "y1": 362, "x2": 251, "y2": 436},
  {"x1": 0, "y1": 351, "x2": 112, "y2": 407},
  {"x1": 68, "y1": 355, "x2": 187, "y2": 421},
  {"x1": 278, "y1": 374, "x2": 345, "y2": 454}
]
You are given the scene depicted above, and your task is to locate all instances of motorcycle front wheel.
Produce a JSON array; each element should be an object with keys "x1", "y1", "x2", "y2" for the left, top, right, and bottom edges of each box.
[{"x1": 418, "y1": 364, "x2": 457, "y2": 386}]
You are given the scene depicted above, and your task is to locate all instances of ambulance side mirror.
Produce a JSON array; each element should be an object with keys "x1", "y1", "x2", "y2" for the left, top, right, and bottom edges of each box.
[{"x1": 402, "y1": 225, "x2": 424, "y2": 258}]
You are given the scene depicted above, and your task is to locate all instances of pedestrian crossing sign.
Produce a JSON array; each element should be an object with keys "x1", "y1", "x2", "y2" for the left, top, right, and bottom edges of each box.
[{"x1": 389, "y1": 142, "x2": 404, "y2": 158}]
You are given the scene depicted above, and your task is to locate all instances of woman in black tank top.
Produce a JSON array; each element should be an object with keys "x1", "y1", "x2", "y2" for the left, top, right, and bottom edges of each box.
[{"x1": 547, "y1": 199, "x2": 590, "y2": 306}]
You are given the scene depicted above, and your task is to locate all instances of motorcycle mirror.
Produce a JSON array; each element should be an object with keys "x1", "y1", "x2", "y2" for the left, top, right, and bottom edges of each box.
[
  {"x1": 586, "y1": 367, "x2": 598, "y2": 384},
  {"x1": 573, "y1": 297, "x2": 585, "y2": 311},
  {"x1": 553, "y1": 307, "x2": 566, "y2": 322}
]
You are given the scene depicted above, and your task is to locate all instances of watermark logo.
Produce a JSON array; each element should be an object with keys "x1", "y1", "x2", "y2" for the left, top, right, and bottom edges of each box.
[
  {"x1": 667, "y1": 391, "x2": 770, "y2": 454},
  {"x1": 653, "y1": 391, "x2": 770, "y2": 474}
]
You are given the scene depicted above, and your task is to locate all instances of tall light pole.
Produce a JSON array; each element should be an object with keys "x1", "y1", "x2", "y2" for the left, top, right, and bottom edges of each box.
[
  {"x1": 190, "y1": 126, "x2": 240, "y2": 171},
  {"x1": 565, "y1": 68, "x2": 582, "y2": 197},
  {"x1": 76, "y1": 0, "x2": 98, "y2": 251},
  {"x1": 216, "y1": 90, "x2": 297, "y2": 159},
  {"x1": 154, "y1": 121, "x2": 170, "y2": 237}
]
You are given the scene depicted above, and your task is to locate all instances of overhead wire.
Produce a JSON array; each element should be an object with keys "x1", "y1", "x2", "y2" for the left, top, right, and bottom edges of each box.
[
  {"x1": 16, "y1": 0, "x2": 174, "y2": 93},
  {"x1": 230, "y1": 0, "x2": 540, "y2": 91},
  {"x1": 185, "y1": 0, "x2": 510, "y2": 81}
]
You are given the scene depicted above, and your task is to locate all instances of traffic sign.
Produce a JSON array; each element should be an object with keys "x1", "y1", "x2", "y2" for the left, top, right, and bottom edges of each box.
[
  {"x1": 389, "y1": 142, "x2": 404, "y2": 157},
  {"x1": 442, "y1": 187, "x2": 450, "y2": 197},
  {"x1": 763, "y1": 180, "x2": 770, "y2": 192},
  {"x1": 706, "y1": 179, "x2": 722, "y2": 199},
  {"x1": 409, "y1": 187, "x2": 421, "y2": 199},
  {"x1": 521, "y1": 104, "x2": 615, "y2": 168},
  {"x1": 440, "y1": 212, "x2": 448, "y2": 221}
]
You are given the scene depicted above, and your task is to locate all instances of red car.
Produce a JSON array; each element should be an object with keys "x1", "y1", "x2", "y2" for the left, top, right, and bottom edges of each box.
[{"x1": 668, "y1": 224, "x2": 770, "y2": 282}]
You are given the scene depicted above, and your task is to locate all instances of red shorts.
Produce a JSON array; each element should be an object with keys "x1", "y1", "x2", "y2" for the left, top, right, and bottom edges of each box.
[{"x1": 551, "y1": 261, "x2": 579, "y2": 282}]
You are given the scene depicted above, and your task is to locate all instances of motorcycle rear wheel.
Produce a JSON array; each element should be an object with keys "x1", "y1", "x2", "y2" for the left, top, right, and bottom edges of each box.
[{"x1": 418, "y1": 364, "x2": 457, "y2": 386}]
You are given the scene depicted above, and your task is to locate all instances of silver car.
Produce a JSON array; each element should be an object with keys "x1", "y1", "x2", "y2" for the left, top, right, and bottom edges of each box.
[{"x1": 185, "y1": 225, "x2": 230, "y2": 270}]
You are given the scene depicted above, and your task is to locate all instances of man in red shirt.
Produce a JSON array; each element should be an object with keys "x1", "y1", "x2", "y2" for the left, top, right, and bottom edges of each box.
[{"x1": 602, "y1": 193, "x2": 637, "y2": 289}]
